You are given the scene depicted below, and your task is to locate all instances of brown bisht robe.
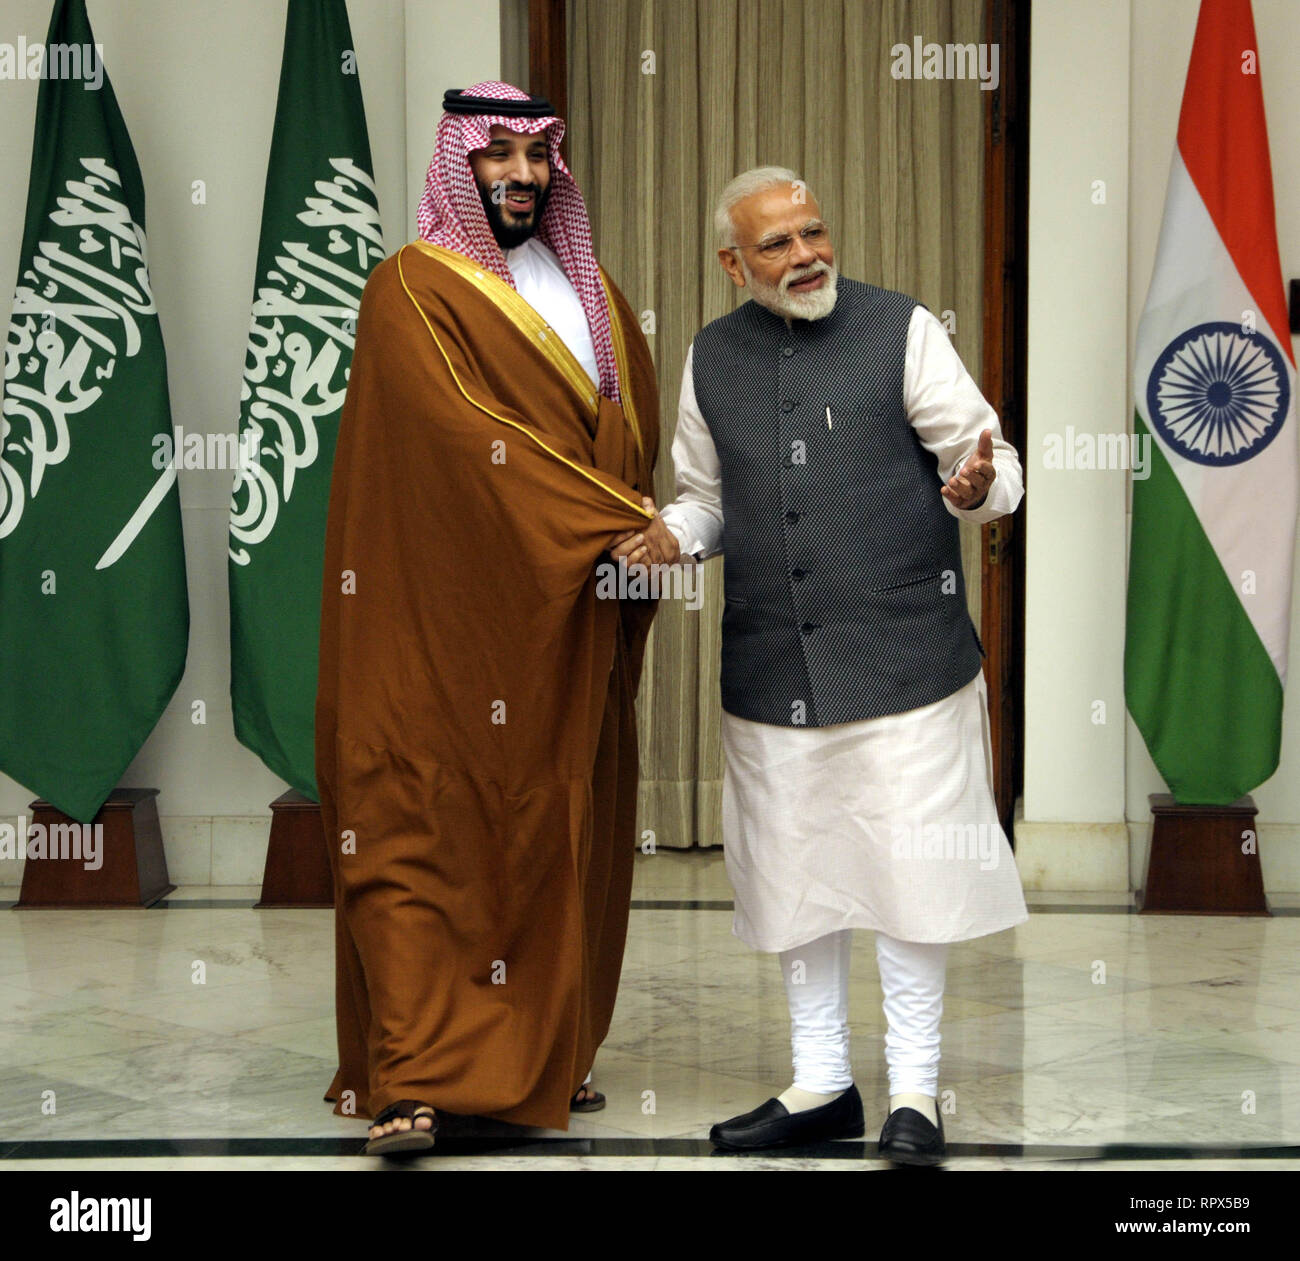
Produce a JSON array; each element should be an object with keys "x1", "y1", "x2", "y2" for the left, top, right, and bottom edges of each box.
[{"x1": 316, "y1": 240, "x2": 659, "y2": 1130}]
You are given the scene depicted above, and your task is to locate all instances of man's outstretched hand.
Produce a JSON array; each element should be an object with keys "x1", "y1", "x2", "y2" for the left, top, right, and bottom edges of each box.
[
  {"x1": 940, "y1": 428, "x2": 996, "y2": 510},
  {"x1": 609, "y1": 498, "x2": 681, "y2": 570}
]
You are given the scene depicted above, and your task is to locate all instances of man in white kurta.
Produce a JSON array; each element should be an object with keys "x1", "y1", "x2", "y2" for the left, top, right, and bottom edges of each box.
[{"x1": 639, "y1": 167, "x2": 1028, "y2": 1163}]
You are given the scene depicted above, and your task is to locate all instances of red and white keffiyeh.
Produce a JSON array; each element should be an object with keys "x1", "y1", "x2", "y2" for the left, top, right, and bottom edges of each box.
[{"x1": 416, "y1": 80, "x2": 620, "y2": 401}]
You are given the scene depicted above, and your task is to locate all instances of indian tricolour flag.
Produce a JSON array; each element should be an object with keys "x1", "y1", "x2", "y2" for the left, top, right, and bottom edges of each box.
[{"x1": 1125, "y1": 0, "x2": 1297, "y2": 805}]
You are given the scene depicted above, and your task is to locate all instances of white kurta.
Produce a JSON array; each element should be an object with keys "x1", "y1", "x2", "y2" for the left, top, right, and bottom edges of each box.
[
  {"x1": 504, "y1": 237, "x2": 599, "y2": 388},
  {"x1": 660, "y1": 304, "x2": 1029, "y2": 951}
]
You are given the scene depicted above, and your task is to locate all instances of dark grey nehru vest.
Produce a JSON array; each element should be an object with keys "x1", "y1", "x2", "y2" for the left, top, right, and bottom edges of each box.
[{"x1": 692, "y1": 277, "x2": 983, "y2": 728}]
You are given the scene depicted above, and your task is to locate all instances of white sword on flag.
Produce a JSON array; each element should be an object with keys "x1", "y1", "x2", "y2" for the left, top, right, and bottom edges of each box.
[{"x1": 95, "y1": 462, "x2": 176, "y2": 570}]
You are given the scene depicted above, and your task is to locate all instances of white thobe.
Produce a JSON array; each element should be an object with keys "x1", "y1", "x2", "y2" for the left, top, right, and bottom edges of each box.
[
  {"x1": 504, "y1": 237, "x2": 599, "y2": 388},
  {"x1": 660, "y1": 304, "x2": 1030, "y2": 951}
]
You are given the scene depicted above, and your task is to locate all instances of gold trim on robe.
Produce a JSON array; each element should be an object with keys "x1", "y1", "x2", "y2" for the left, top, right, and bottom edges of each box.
[
  {"x1": 397, "y1": 242, "x2": 653, "y2": 521},
  {"x1": 408, "y1": 239, "x2": 599, "y2": 415},
  {"x1": 600, "y1": 268, "x2": 645, "y2": 467}
]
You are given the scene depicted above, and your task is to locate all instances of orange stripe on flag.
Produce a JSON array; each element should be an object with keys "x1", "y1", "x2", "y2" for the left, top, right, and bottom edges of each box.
[{"x1": 1177, "y1": 0, "x2": 1292, "y2": 362}]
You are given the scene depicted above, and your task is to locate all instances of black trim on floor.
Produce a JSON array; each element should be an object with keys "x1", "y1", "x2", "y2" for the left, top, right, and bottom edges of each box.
[
  {"x1": 1029, "y1": 905, "x2": 1300, "y2": 916},
  {"x1": 5, "y1": 898, "x2": 1297, "y2": 916},
  {"x1": 154, "y1": 899, "x2": 262, "y2": 909},
  {"x1": 630, "y1": 899, "x2": 734, "y2": 910},
  {"x1": 2, "y1": 1136, "x2": 1299, "y2": 1161}
]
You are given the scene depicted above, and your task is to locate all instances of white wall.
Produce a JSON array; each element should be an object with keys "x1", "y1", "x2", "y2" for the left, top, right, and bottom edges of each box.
[
  {"x1": 0, "y1": 0, "x2": 499, "y2": 886},
  {"x1": 404, "y1": 0, "x2": 502, "y2": 238},
  {"x1": 1020, "y1": 0, "x2": 1300, "y2": 892},
  {"x1": 6, "y1": 0, "x2": 1297, "y2": 893}
]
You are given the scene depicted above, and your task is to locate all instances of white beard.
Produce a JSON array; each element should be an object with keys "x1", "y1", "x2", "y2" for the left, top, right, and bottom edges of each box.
[{"x1": 742, "y1": 258, "x2": 839, "y2": 321}]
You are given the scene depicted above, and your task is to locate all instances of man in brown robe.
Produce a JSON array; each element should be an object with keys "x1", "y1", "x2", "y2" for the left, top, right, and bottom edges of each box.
[{"x1": 315, "y1": 82, "x2": 668, "y2": 1152}]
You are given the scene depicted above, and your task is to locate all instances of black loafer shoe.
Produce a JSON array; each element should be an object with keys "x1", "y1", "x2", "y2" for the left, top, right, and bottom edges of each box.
[
  {"x1": 709, "y1": 1083, "x2": 864, "y2": 1151},
  {"x1": 877, "y1": 1105, "x2": 946, "y2": 1166}
]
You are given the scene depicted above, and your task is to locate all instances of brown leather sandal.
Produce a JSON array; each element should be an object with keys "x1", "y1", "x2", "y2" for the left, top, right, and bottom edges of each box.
[
  {"x1": 363, "y1": 1100, "x2": 437, "y2": 1156},
  {"x1": 571, "y1": 1084, "x2": 606, "y2": 1112}
]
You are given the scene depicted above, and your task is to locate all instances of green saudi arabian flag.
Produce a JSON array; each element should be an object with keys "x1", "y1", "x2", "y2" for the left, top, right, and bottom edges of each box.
[
  {"x1": 0, "y1": 0, "x2": 188, "y2": 824},
  {"x1": 228, "y1": 0, "x2": 383, "y2": 799}
]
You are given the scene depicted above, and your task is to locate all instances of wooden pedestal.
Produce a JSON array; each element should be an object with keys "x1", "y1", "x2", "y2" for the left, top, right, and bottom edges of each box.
[
  {"x1": 16, "y1": 788, "x2": 174, "y2": 908},
  {"x1": 255, "y1": 789, "x2": 333, "y2": 908},
  {"x1": 1138, "y1": 793, "x2": 1269, "y2": 915}
]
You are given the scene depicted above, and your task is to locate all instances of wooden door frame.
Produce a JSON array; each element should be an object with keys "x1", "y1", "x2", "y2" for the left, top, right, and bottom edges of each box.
[
  {"x1": 980, "y1": 0, "x2": 1030, "y2": 837},
  {"x1": 530, "y1": 0, "x2": 1032, "y2": 835},
  {"x1": 527, "y1": 0, "x2": 567, "y2": 161}
]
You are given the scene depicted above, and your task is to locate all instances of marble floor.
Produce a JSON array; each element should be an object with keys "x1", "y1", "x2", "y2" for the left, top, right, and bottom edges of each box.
[{"x1": 2, "y1": 852, "x2": 1299, "y2": 1171}]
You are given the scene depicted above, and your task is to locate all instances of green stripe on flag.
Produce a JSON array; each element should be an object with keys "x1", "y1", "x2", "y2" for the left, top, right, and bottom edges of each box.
[{"x1": 1125, "y1": 413, "x2": 1282, "y2": 804}]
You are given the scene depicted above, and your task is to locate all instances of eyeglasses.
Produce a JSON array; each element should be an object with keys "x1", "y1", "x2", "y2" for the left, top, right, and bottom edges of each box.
[{"x1": 729, "y1": 221, "x2": 830, "y2": 262}]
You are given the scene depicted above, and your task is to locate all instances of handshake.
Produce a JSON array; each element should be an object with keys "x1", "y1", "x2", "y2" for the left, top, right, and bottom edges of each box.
[{"x1": 608, "y1": 497, "x2": 682, "y2": 571}]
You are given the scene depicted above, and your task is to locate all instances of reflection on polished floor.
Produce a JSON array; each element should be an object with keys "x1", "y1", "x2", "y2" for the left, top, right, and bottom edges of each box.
[{"x1": 2, "y1": 852, "x2": 1299, "y2": 1171}]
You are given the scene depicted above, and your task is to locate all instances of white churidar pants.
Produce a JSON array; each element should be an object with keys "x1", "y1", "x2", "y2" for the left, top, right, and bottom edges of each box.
[{"x1": 780, "y1": 929, "x2": 948, "y2": 1096}]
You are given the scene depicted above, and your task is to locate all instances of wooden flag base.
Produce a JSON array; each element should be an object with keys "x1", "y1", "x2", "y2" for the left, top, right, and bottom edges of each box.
[
  {"x1": 16, "y1": 788, "x2": 174, "y2": 908},
  {"x1": 255, "y1": 789, "x2": 333, "y2": 908},
  {"x1": 1138, "y1": 793, "x2": 1269, "y2": 915}
]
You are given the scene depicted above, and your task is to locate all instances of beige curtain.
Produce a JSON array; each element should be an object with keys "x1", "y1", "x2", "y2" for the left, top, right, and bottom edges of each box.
[{"x1": 567, "y1": 0, "x2": 987, "y2": 848}]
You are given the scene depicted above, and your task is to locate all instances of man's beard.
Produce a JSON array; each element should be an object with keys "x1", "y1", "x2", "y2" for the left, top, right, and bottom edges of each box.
[
  {"x1": 476, "y1": 178, "x2": 551, "y2": 249},
  {"x1": 741, "y1": 256, "x2": 839, "y2": 321}
]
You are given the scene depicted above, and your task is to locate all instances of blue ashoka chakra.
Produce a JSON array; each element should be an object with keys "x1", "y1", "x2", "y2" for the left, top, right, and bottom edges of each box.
[{"x1": 1146, "y1": 321, "x2": 1290, "y2": 466}]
